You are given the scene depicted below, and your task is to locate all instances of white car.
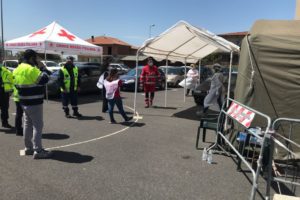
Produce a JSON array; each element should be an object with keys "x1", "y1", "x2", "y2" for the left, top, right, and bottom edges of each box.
[
  {"x1": 40, "y1": 60, "x2": 61, "y2": 73},
  {"x1": 2, "y1": 60, "x2": 19, "y2": 71}
]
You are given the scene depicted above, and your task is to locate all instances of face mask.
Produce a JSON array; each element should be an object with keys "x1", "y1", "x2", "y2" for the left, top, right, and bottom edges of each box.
[{"x1": 148, "y1": 61, "x2": 153, "y2": 66}]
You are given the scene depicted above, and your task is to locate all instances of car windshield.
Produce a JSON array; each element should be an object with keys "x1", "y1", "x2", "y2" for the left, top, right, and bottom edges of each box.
[
  {"x1": 126, "y1": 68, "x2": 142, "y2": 77},
  {"x1": 161, "y1": 68, "x2": 182, "y2": 75},
  {"x1": 45, "y1": 61, "x2": 59, "y2": 68},
  {"x1": 119, "y1": 64, "x2": 129, "y2": 69}
]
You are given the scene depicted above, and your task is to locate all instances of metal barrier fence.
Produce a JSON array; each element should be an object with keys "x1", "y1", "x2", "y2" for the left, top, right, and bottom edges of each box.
[
  {"x1": 266, "y1": 118, "x2": 300, "y2": 199},
  {"x1": 206, "y1": 98, "x2": 272, "y2": 200}
]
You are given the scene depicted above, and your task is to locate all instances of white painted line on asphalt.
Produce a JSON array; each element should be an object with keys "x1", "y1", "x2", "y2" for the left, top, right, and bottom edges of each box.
[{"x1": 45, "y1": 105, "x2": 140, "y2": 150}]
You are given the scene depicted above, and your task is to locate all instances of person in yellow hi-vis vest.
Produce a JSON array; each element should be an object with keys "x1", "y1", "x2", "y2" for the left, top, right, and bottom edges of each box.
[
  {"x1": 13, "y1": 59, "x2": 24, "y2": 136},
  {"x1": 58, "y1": 56, "x2": 82, "y2": 118},
  {"x1": 0, "y1": 63, "x2": 13, "y2": 128},
  {"x1": 13, "y1": 49, "x2": 53, "y2": 159}
]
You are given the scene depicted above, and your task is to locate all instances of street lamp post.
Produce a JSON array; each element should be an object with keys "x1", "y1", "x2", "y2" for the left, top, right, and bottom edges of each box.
[{"x1": 149, "y1": 24, "x2": 155, "y2": 38}]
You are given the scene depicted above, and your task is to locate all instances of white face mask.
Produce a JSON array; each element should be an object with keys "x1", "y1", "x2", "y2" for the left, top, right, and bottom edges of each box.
[{"x1": 148, "y1": 61, "x2": 153, "y2": 66}]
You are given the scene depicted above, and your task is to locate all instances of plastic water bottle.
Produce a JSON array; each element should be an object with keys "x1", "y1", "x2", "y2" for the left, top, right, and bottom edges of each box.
[
  {"x1": 202, "y1": 147, "x2": 207, "y2": 161},
  {"x1": 207, "y1": 150, "x2": 213, "y2": 164}
]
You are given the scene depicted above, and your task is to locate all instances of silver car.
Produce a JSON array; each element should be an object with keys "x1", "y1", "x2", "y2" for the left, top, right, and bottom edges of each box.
[{"x1": 159, "y1": 66, "x2": 185, "y2": 87}]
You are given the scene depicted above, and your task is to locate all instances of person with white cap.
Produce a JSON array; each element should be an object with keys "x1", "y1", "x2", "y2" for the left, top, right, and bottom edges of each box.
[{"x1": 202, "y1": 63, "x2": 224, "y2": 115}]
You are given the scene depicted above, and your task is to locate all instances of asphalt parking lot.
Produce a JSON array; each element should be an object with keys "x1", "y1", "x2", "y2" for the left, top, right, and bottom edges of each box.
[{"x1": 0, "y1": 88, "x2": 274, "y2": 200}]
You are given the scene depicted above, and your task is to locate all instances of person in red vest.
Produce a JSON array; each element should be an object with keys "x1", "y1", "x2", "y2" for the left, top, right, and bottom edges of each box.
[{"x1": 140, "y1": 57, "x2": 160, "y2": 108}]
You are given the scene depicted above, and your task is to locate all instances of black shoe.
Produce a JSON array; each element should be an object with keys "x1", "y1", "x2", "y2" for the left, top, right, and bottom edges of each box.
[
  {"x1": 125, "y1": 117, "x2": 133, "y2": 122},
  {"x1": 73, "y1": 112, "x2": 83, "y2": 118},
  {"x1": 2, "y1": 123, "x2": 13, "y2": 129},
  {"x1": 65, "y1": 113, "x2": 72, "y2": 118},
  {"x1": 16, "y1": 131, "x2": 23, "y2": 136}
]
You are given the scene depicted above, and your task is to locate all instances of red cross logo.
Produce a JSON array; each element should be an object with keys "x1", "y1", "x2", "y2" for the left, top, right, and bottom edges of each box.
[
  {"x1": 58, "y1": 29, "x2": 75, "y2": 41},
  {"x1": 30, "y1": 28, "x2": 47, "y2": 37}
]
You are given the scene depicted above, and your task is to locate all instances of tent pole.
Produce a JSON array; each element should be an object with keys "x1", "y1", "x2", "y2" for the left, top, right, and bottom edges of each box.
[
  {"x1": 224, "y1": 51, "x2": 233, "y2": 131},
  {"x1": 44, "y1": 50, "x2": 49, "y2": 103},
  {"x1": 198, "y1": 59, "x2": 201, "y2": 85},
  {"x1": 133, "y1": 49, "x2": 140, "y2": 116},
  {"x1": 184, "y1": 59, "x2": 187, "y2": 102},
  {"x1": 164, "y1": 57, "x2": 168, "y2": 107},
  {"x1": 227, "y1": 51, "x2": 233, "y2": 107}
]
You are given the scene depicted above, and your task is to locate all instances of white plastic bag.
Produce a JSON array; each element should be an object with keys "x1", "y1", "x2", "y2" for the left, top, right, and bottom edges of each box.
[{"x1": 179, "y1": 77, "x2": 193, "y2": 88}]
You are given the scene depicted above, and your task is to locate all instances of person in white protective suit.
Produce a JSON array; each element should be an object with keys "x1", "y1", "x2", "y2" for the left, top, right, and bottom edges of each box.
[
  {"x1": 202, "y1": 63, "x2": 224, "y2": 114},
  {"x1": 185, "y1": 64, "x2": 199, "y2": 96}
]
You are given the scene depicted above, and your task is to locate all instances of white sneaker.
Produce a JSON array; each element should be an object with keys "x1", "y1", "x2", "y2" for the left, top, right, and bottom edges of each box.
[{"x1": 33, "y1": 149, "x2": 53, "y2": 159}]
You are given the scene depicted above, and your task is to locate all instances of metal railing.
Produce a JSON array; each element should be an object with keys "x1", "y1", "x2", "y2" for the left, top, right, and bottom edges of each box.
[
  {"x1": 206, "y1": 98, "x2": 272, "y2": 200},
  {"x1": 266, "y1": 118, "x2": 300, "y2": 199}
]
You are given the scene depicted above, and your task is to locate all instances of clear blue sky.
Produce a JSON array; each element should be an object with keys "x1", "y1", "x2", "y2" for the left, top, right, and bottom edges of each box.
[{"x1": 3, "y1": 0, "x2": 295, "y2": 46}]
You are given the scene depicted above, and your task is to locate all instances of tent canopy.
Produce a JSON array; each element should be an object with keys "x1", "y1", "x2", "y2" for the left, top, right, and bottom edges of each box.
[
  {"x1": 5, "y1": 21, "x2": 102, "y2": 56},
  {"x1": 139, "y1": 21, "x2": 240, "y2": 63}
]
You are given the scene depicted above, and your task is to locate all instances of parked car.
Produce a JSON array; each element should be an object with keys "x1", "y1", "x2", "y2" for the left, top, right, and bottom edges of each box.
[
  {"x1": 120, "y1": 66, "x2": 166, "y2": 92},
  {"x1": 2, "y1": 60, "x2": 19, "y2": 71},
  {"x1": 40, "y1": 60, "x2": 61, "y2": 73},
  {"x1": 193, "y1": 71, "x2": 238, "y2": 106},
  {"x1": 47, "y1": 63, "x2": 103, "y2": 96},
  {"x1": 159, "y1": 66, "x2": 185, "y2": 87},
  {"x1": 108, "y1": 63, "x2": 129, "y2": 75}
]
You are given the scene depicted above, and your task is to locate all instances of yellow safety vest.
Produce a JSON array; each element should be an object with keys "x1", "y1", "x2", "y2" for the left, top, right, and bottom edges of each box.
[
  {"x1": 1, "y1": 66, "x2": 13, "y2": 93},
  {"x1": 60, "y1": 66, "x2": 78, "y2": 92}
]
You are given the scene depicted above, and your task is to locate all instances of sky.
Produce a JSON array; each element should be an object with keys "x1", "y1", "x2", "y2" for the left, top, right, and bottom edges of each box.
[{"x1": 3, "y1": 0, "x2": 296, "y2": 46}]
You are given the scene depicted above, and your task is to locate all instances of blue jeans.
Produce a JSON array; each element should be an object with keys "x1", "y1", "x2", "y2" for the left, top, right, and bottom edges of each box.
[{"x1": 107, "y1": 98, "x2": 128, "y2": 122}]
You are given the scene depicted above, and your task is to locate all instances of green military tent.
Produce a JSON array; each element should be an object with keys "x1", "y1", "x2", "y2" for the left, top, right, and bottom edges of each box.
[{"x1": 234, "y1": 20, "x2": 300, "y2": 159}]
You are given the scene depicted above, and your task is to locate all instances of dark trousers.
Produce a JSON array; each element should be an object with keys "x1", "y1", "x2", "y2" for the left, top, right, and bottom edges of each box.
[
  {"x1": 0, "y1": 91, "x2": 10, "y2": 125},
  {"x1": 145, "y1": 92, "x2": 155, "y2": 105},
  {"x1": 107, "y1": 98, "x2": 128, "y2": 122},
  {"x1": 15, "y1": 102, "x2": 23, "y2": 134},
  {"x1": 61, "y1": 92, "x2": 78, "y2": 114},
  {"x1": 101, "y1": 88, "x2": 108, "y2": 113}
]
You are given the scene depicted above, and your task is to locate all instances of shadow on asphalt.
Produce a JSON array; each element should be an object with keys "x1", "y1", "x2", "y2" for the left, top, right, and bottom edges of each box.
[
  {"x1": 51, "y1": 150, "x2": 94, "y2": 163},
  {"x1": 172, "y1": 106, "x2": 220, "y2": 121},
  {"x1": 0, "y1": 128, "x2": 16, "y2": 134},
  {"x1": 119, "y1": 122, "x2": 146, "y2": 127},
  {"x1": 77, "y1": 116, "x2": 104, "y2": 121},
  {"x1": 152, "y1": 106, "x2": 177, "y2": 110},
  {"x1": 42, "y1": 133, "x2": 70, "y2": 140},
  {"x1": 172, "y1": 106, "x2": 202, "y2": 121}
]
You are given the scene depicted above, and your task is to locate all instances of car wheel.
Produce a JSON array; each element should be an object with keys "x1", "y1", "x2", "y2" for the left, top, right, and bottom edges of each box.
[{"x1": 175, "y1": 80, "x2": 180, "y2": 87}]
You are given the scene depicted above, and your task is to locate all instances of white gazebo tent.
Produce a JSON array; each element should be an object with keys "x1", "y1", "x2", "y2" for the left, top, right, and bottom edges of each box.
[
  {"x1": 5, "y1": 21, "x2": 103, "y2": 100},
  {"x1": 133, "y1": 21, "x2": 239, "y2": 115},
  {"x1": 5, "y1": 21, "x2": 102, "y2": 56}
]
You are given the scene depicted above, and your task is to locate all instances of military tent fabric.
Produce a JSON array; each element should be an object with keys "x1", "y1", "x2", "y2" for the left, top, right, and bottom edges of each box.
[
  {"x1": 234, "y1": 20, "x2": 300, "y2": 159},
  {"x1": 5, "y1": 21, "x2": 102, "y2": 56}
]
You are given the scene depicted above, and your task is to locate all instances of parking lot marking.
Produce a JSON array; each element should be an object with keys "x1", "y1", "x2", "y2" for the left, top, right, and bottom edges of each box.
[{"x1": 45, "y1": 105, "x2": 140, "y2": 150}]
